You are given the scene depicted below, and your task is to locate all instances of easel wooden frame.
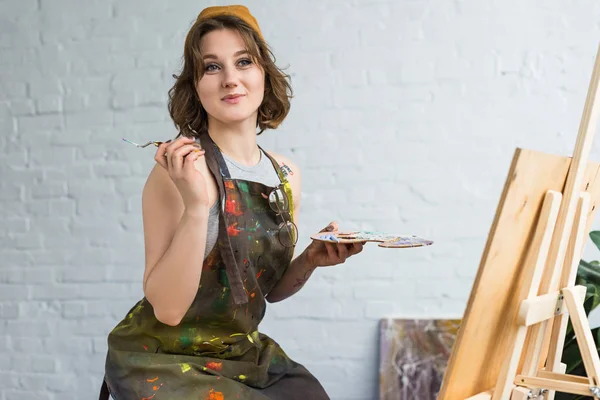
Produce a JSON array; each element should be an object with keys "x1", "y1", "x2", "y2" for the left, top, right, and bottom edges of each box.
[{"x1": 438, "y1": 43, "x2": 600, "y2": 400}]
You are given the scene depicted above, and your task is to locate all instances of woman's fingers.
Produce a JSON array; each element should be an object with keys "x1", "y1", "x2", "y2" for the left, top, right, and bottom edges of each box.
[
  {"x1": 164, "y1": 137, "x2": 194, "y2": 156},
  {"x1": 155, "y1": 137, "x2": 194, "y2": 169},
  {"x1": 349, "y1": 242, "x2": 364, "y2": 256},
  {"x1": 154, "y1": 140, "x2": 172, "y2": 169},
  {"x1": 337, "y1": 242, "x2": 349, "y2": 260},
  {"x1": 169, "y1": 144, "x2": 200, "y2": 171},
  {"x1": 324, "y1": 242, "x2": 337, "y2": 260},
  {"x1": 169, "y1": 143, "x2": 201, "y2": 172},
  {"x1": 183, "y1": 148, "x2": 205, "y2": 172},
  {"x1": 319, "y1": 221, "x2": 338, "y2": 233},
  {"x1": 164, "y1": 137, "x2": 195, "y2": 163}
]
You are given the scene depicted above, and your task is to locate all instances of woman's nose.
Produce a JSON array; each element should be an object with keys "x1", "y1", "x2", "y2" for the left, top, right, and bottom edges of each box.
[{"x1": 221, "y1": 67, "x2": 240, "y2": 88}]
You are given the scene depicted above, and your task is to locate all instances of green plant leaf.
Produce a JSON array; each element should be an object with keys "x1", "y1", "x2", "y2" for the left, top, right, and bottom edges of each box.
[
  {"x1": 560, "y1": 234, "x2": 600, "y2": 387},
  {"x1": 564, "y1": 325, "x2": 576, "y2": 347},
  {"x1": 582, "y1": 284, "x2": 600, "y2": 316},
  {"x1": 594, "y1": 327, "x2": 600, "y2": 349},
  {"x1": 590, "y1": 231, "x2": 600, "y2": 251},
  {"x1": 563, "y1": 336, "x2": 584, "y2": 373},
  {"x1": 578, "y1": 261, "x2": 600, "y2": 286}
]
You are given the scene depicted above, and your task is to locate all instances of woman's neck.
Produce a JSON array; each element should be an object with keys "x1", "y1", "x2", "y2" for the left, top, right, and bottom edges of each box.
[{"x1": 207, "y1": 117, "x2": 261, "y2": 166}]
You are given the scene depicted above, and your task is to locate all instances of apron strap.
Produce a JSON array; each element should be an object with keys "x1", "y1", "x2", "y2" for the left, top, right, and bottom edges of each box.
[
  {"x1": 210, "y1": 138, "x2": 232, "y2": 179},
  {"x1": 257, "y1": 145, "x2": 295, "y2": 221},
  {"x1": 199, "y1": 132, "x2": 248, "y2": 305}
]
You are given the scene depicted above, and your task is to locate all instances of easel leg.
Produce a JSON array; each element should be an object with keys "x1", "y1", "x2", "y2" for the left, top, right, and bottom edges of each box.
[
  {"x1": 563, "y1": 286, "x2": 600, "y2": 386},
  {"x1": 510, "y1": 386, "x2": 532, "y2": 400},
  {"x1": 520, "y1": 193, "x2": 590, "y2": 378},
  {"x1": 543, "y1": 364, "x2": 567, "y2": 400},
  {"x1": 521, "y1": 320, "x2": 549, "y2": 377},
  {"x1": 543, "y1": 193, "x2": 590, "y2": 400},
  {"x1": 492, "y1": 191, "x2": 563, "y2": 400}
]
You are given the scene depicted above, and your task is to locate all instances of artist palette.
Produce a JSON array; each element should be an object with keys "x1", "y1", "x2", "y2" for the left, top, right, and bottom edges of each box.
[{"x1": 310, "y1": 231, "x2": 434, "y2": 248}]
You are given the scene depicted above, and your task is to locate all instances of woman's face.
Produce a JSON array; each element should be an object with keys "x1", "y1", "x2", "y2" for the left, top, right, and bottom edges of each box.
[{"x1": 196, "y1": 28, "x2": 265, "y2": 127}]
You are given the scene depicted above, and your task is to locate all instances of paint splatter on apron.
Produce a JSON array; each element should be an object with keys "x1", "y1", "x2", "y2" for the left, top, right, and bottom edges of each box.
[{"x1": 102, "y1": 133, "x2": 329, "y2": 400}]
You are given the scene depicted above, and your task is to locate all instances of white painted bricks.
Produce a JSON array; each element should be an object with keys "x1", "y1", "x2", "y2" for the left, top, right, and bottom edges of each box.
[{"x1": 2, "y1": 1, "x2": 600, "y2": 399}]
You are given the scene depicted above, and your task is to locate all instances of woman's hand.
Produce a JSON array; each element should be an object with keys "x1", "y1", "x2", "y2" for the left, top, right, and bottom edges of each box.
[
  {"x1": 154, "y1": 137, "x2": 209, "y2": 214},
  {"x1": 305, "y1": 221, "x2": 365, "y2": 268}
]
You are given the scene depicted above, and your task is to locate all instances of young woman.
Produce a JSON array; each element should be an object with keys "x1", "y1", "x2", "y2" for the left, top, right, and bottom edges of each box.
[{"x1": 101, "y1": 5, "x2": 364, "y2": 399}]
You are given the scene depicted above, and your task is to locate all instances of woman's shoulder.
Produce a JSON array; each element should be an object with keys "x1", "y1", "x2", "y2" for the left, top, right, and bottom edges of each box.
[
  {"x1": 263, "y1": 150, "x2": 302, "y2": 210},
  {"x1": 263, "y1": 150, "x2": 300, "y2": 184}
]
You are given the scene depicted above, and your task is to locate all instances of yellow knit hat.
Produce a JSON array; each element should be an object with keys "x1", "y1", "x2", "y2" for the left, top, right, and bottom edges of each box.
[{"x1": 196, "y1": 5, "x2": 264, "y2": 41}]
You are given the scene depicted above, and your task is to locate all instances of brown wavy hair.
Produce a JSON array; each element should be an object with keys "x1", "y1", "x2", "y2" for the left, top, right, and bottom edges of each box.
[{"x1": 168, "y1": 15, "x2": 293, "y2": 138}]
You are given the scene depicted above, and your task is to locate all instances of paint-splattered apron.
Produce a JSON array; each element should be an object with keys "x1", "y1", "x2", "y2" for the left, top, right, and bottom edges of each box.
[{"x1": 102, "y1": 133, "x2": 329, "y2": 400}]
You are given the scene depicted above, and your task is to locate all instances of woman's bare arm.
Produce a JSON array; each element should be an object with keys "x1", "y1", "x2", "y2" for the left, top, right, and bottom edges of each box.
[
  {"x1": 141, "y1": 140, "x2": 218, "y2": 326},
  {"x1": 265, "y1": 152, "x2": 363, "y2": 303},
  {"x1": 263, "y1": 153, "x2": 311, "y2": 302}
]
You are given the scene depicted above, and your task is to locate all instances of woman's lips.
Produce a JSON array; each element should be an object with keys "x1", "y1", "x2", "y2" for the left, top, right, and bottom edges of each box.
[{"x1": 222, "y1": 94, "x2": 245, "y2": 104}]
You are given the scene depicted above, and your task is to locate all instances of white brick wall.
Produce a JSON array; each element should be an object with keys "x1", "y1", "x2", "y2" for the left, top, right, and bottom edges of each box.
[{"x1": 2, "y1": 0, "x2": 600, "y2": 399}]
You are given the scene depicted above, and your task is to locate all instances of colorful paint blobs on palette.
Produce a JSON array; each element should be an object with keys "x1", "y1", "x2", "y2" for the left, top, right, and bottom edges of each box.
[
  {"x1": 206, "y1": 361, "x2": 223, "y2": 371},
  {"x1": 378, "y1": 236, "x2": 433, "y2": 248},
  {"x1": 379, "y1": 319, "x2": 460, "y2": 400},
  {"x1": 319, "y1": 233, "x2": 339, "y2": 242},
  {"x1": 310, "y1": 230, "x2": 433, "y2": 248},
  {"x1": 207, "y1": 389, "x2": 225, "y2": 400}
]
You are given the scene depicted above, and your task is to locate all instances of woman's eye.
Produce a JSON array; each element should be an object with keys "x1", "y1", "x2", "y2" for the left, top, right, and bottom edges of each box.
[
  {"x1": 238, "y1": 58, "x2": 252, "y2": 67},
  {"x1": 205, "y1": 64, "x2": 219, "y2": 72}
]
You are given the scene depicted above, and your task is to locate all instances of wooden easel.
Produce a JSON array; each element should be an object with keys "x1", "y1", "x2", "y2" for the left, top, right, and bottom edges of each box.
[{"x1": 438, "y1": 43, "x2": 600, "y2": 400}]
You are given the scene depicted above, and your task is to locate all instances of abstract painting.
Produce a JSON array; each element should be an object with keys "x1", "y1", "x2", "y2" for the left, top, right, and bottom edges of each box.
[{"x1": 379, "y1": 319, "x2": 460, "y2": 400}]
